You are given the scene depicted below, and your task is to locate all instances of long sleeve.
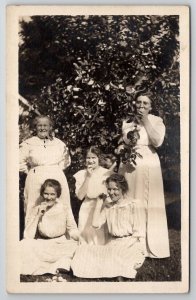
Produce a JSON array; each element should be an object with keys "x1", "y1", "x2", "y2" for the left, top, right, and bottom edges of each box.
[
  {"x1": 23, "y1": 206, "x2": 40, "y2": 239},
  {"x1": 148, "y1": 115, "x2": 166, "y2": 147},
  {"x1": 65, "y1": 207, "x2": 79, "y2": 237},
  {"x1": 19, "y1": 141, "x2": 30, "y2": 173},
  {"x1": 58, "y1": 142, "x2": 71, "y2": 170}
]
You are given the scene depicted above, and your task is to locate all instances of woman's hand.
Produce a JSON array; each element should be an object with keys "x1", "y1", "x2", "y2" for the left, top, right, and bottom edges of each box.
[
  {"x1": 138, "y1": 112, "x2": 149, "y2": 126},
  {"x1": 38, "y1": 203, "x2": 50, "y2": 216},
  {"x1": 70, "y1": 231, "x2": 80, "y2": 241},
  {"x1": 98, "y1": 193, "x2": 108, "y2": 201},
  {"x1": 86, "y1": 166, "x2": 94, "y2": 177}
]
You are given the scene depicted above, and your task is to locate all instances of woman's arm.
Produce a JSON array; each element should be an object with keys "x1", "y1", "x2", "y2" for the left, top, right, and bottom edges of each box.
[
  {"x1": 141, "y1": 115, "x2": 165, "y2": 147},
  {"x1": 76, "y1": 167, "x2": 94, "y2": 201},
  {"x1": 19, "y1": 142, "x2": 30, "y2": 173},
  {"x1": 58, "y1": 143, "x2": 71, "y2": 170},
  {"x1": 23, "y1": 206, "x2": 42, "y2": 239},
  {"x1": 92, "y1": 196, "x2": 106, "y2": 229},
  {"x1": 66, "y1": 207, "x2": 80, "y2": 241}
]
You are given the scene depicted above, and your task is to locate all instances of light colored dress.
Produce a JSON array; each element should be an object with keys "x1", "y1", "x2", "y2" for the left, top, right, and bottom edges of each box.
[
  {"x1": 119, "y1": 114, "x2": 170, "y2": 258},
  {"x1": 20, "y1": 200, "x2": 79, "y2": 275},
  {"x1": 74, "y1": 166, "x2": 110, "y2": 245},
  {"x1": 71, "y1": 198, "x2": 146, "y2": 279},
  {"x1": 19, "y1": 136, "x2": 71, "y2": 225}
]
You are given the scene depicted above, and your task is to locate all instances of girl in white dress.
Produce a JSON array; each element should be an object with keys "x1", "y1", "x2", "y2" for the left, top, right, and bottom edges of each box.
[
  {"x1": 74, "y1": 147, "x2": 111, "y2": 245},
  {"x1": 71, "y1": 174, "x2": 146, "y2": 279},
  {"x1": 20, "y1": 179, "x2": 79, "y2": 275},
  {"x1": 118, "y1": 92, "x2": 170, "y2": 258},
  {"x1": 19, "y1": 115, "x2": 71, "y2": 226}
]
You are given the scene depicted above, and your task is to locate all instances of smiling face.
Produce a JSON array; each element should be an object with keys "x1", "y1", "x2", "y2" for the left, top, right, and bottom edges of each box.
[
  {"x1": 86, "y1": 151, "x2": 99, "y2": 170},
  {"x1": 36, "y1": 117, "x2": 51, "y2": 139},
  {"x1": 42, "y1": 186, "x2": 57, "y2": 208},
  {"x1": 107, "y1": 181, "x2": 123, "y2": 203},
  {"x1": 136, "y1": 95, "x2": 152, "y2": 116}
]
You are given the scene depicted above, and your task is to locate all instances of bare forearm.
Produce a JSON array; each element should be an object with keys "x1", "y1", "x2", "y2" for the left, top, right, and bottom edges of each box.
[{"x1": 77, "y1": 176, "x2": 90, "y2": 200}]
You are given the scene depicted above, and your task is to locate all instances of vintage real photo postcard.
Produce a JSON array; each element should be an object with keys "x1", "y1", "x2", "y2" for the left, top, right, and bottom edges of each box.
[{"x1": 6, "y1": 5, "x2": 189, "y2": 293}]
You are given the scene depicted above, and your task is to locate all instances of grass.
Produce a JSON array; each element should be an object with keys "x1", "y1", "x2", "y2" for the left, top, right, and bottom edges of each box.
[
  {"x1": 20, "y1": 228, "x2": 181, "y2": 282},
  {"x1": 20, "y1": 191, "x2": 181, "y2": 283}
]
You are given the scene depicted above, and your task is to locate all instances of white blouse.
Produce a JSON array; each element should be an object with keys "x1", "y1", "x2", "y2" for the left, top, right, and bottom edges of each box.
[
  {"x1": 24, "y1": 201, "x2": 78, "y2": 239},
  {"x1": 19, "y1": 136, "x2": 71, "y2": 173},
  {"x1": 97, "y1": 198, "x2": 146, "y2": 238},
  {"x1": 122, "y1": 114, "x2": 165, "y2": 148},
  {"x1": 74, "y1": 167, "x2": 110, "y2": 199}
]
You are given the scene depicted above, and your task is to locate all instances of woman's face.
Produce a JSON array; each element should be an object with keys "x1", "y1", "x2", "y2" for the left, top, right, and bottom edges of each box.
[
  {"x1": 136, "y1": 95, "x2": 151, "y2": 116},
  {"x1": 86, "y1": 151, "x2": 99, "y2": 170},
  {"x1": 42, "y1": 186, "x2": 57, "y2": 208},
  {"x1": 36, "y1": 117, "x2": 51, "y2": 139},
  {"x1": 107, "y1": 181, "x2": 123, "y2": 203}
]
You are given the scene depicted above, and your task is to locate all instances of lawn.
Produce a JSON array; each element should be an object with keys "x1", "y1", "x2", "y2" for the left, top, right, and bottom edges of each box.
[{"x1": 20, "y1": 199, "x2": 181, "y2": 283}]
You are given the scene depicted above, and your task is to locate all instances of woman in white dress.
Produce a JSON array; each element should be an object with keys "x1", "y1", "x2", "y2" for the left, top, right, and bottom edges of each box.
[
  {"x1": 74, "y1": 147, "x2": 111, "y2": 245},
  {"x1": 71, "y1": 174, "x2": 146, "y2": 279},
  {"x1": 20, "y1": 179, "x2": 79, "y2": 275},
  {"x1": 19, "y1": 115, "x2": 71, "y2": 225},
  {"x1": 118, "y1": 92, "x2": 170, "y2": 258}
]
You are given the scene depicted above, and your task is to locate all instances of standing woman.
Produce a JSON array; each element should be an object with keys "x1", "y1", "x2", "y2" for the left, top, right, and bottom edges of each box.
[
  {"x1": 74, "y1": 146, "x2": 110, "y2": 245},
  {"x1": 119, "y1": 92, "x2": 170, "y2": 258},
  {"x1": 20, "y1": 115, "x2": 71, "y2": 225}
]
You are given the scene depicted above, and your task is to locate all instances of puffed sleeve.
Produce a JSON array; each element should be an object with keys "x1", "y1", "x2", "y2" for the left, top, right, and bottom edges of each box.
[
  {"x1": 73, "y1": 170, "x2": 86, "y2": 197},
  {"x1": 131, "y1": 200, "x2": 147, "y2": 238},
  {"x1": 19, "y1": 141, "x2": 30, "y2": 174},
  {"x1": 58, "y1": 141, "x2": 71, "y2": 170},
  {"x1": 149, "y1": 115, "x2": 166, "y2": 147}
]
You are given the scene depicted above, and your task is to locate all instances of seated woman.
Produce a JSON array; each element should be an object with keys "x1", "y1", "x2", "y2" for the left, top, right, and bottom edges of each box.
[
  {"x1": 20, "y1": 179, "x2": 79, "y2": 276},
  {"x1": 71, "y1": 174, "x2": 146, "y2": 279}
]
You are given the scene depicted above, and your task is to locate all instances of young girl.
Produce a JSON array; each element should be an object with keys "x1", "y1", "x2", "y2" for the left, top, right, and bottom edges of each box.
[
  {"x1": 74, "y1": 146, "x2": 111, "y2": 245},
  {"x1": 71, "y1": 174, "x2": 146, "y2": 279},
  {"x1": 20, "y1": 179, "x2": 79, "y2": 275}
]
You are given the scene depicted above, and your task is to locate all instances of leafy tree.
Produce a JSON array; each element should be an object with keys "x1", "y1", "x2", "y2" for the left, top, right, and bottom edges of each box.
[{"x1": 19, "y1": 15, "x2": 180, "y2": 180}]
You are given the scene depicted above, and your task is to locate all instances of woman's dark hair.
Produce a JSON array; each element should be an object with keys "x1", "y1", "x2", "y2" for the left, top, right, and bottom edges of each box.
[
  {"x1": 106, "y1": 174, "x2": 129, "y2": 195},
  {"x1": 135, "y1": 91, "x2": 153, "y2": 103},
  {"x1": 86, "y1": 146, "x2": 103, "y2": 161},
  {"x1": 40, "y1": 179, "x2": 62, "y2": 198}
]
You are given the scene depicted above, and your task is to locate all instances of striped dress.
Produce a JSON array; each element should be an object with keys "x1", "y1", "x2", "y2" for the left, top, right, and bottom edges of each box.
[{"x1": 71, "y1": 198, "x2": 147, "y2": 279}]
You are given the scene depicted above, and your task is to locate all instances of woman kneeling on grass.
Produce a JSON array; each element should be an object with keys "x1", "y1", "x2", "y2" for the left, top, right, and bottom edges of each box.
[
  {"x1": 20, "y1": 179, "x2": 79, "y2": 276},
  {"x1": 71, "y1": 174, "x2": 147, "y2": 280}
]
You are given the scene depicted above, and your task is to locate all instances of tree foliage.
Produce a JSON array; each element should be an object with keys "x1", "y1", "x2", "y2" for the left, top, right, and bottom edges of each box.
[{"x1": 19, "y1": 15, "x2": 180, "y2": 177}]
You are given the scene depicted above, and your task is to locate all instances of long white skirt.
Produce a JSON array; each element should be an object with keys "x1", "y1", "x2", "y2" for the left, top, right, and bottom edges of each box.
[
  {"x1": 20, "y1": 236, "x2": 78, "y2": 275},
  {"x1": 119, "y1": 145, "x2": 170, "y2": 258},
  {"x1": 71, "y1": 236, "x2": 146, "y2": 278}
]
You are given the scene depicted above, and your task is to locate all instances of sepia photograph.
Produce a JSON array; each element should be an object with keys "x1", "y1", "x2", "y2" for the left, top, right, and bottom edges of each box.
[{"x1": 6, "y1": 5, "x2": 189, "y2": 293}]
